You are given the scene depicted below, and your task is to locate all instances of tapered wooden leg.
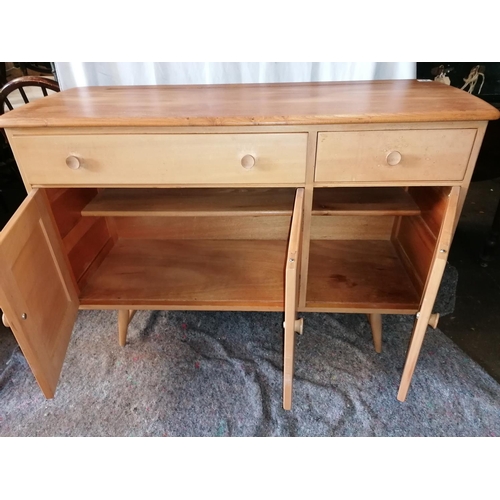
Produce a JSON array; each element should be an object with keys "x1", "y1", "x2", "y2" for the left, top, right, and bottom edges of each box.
[
  {"x1": 118, "y1": 309, "x2": 136, "y2": 347},
  {"x1": 118, "y1": 310, "x2": 129, "y2": 347},
  {"x1": 397, "y1": 186, "x2": 459, "y2": 401},
  {"x1": 368, "y1": 313, "x2": 382, "y2": 353},
  {"x1": 128, "y1": 309, "x2": 136, "y2": 324}
]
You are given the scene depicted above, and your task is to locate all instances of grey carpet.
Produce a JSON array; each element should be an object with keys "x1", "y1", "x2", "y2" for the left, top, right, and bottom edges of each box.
[{"x1": 1, "y1": 264, "x2": 499, "y2": 437}]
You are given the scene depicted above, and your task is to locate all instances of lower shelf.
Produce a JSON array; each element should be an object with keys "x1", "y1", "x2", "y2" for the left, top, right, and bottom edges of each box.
[
  {"x1": 79, "y1": 238, "x2": 421, "y2": 313},
  {"x1": 306, "y1": 240, "x2": 421, "y2": 313},
  {"x1": 79, "y1": 239, "x2": 287, "y2": 310}
]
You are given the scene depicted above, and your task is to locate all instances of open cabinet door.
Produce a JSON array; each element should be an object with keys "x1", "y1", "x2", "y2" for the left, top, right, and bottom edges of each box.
[
  {"x1": 397, "y1": 185, "x2": 460, "y2": 402},
  {"x1": 283, "y1": 188, "x2": 305, "y2": 410},
  {"x1": 0, "y1": 189, "x2": 79, "y2": 398}
]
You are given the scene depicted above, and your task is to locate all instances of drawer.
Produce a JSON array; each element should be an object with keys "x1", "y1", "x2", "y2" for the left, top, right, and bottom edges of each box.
[
  {"x1": 12, "y1": 133, "x2": 307, "y2": 186},
  {"x1": 315, "y1": 129, "x2": 477, "y2": 183}
]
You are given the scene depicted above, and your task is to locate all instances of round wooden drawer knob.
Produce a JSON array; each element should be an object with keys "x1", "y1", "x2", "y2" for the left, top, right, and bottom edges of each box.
[
  {"x1": 386, "y1": 151, "x2": 402, "y2": 166},
  {"x1": 241, "y1": 154, "x2": 255, "y2": 170},
  {"x1": 66, "y1": 155, "x2": 82, "y2": 170}
]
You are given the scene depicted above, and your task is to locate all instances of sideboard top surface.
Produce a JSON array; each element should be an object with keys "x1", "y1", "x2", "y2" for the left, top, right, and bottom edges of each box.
[{"x1": 1, "y1": 80, "x2": 499, "y2": 128}]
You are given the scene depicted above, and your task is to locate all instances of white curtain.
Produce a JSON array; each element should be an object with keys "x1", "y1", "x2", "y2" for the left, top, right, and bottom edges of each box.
[{"x1": 54, "y1": 62, "x2": 415, "y2": 90}]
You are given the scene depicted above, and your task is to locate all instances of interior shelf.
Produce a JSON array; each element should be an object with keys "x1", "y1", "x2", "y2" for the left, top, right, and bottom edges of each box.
[
  {"x1": 305, "y1": 240, "x2": 420, "y2": 312},
  {"x1": 82, "y1": 188, "x2": 297, "y2": 217},
  {"x1": 312, "y1": 187, "x2": 421, "y2": 216},
  {"x1": 79, "y1": 239, "x2": 287, "y2": 309},
  {"x1": 71, "y1": 186, "x2": 428, "y2": 313}
]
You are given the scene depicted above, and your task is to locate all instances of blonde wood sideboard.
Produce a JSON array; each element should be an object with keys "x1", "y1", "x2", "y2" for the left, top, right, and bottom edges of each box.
[{"x1": 0, "y1": 80, "x2": 498, "y2": 410}]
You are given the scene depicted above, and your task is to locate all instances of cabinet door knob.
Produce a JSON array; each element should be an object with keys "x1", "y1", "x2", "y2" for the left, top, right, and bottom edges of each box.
[
  {"x1": 241, "y1": 154, "x2": 255, "y2": 170},
  {"x1": 386, "y1": 151, "x2": 402, "y2": 166},
  {"x1": 2, "y1": 313, "x2": 10, "y2": 328},
  {"x1": 66, "y1": 155, "x2": 82, "y2": 170}
]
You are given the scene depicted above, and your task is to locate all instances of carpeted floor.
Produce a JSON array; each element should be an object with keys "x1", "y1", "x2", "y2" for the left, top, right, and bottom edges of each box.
[{"x1": 1, "y1": 269, "x2": 499, "y2": 437}]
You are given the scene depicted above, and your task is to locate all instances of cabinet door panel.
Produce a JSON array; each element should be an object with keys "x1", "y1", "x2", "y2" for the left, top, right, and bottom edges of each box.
[
  {"x1": 0, "y1": 189, "x2": 79, "y2": 398},
  {"x1": 283, "y1": 188, "x2": 305, "y2": 410}
]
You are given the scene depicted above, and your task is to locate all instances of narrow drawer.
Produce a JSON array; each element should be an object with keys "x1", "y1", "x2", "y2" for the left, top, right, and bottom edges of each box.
[
  {"x1": 12, "y1": 133, "x2": 307, "y2": 186},
  {"x1": 315, "y1": 129, "x2": 477, "y2": 183}
]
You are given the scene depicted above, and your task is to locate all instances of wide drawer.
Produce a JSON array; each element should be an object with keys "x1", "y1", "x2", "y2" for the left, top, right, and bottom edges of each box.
[
  {"x1": 315, "y1": 129, "x2": 477, "y2": 183},
  {"x1": 12, "y1": 133, "x2": 307, "y2": 186}
]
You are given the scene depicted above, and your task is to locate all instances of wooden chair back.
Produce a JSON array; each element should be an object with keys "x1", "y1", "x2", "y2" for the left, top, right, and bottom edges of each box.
[
  {"x1": 0, "y1": 76, "x2": 60, "y2": 143},
  {"x1": 0, "y1": 76, "x2": 60, "y2": 115},
  {"x1": 0, "y1": 76, "x2": 60, "y2": 211}
]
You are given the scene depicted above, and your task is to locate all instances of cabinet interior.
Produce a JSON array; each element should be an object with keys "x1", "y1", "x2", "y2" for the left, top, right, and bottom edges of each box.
[
  {"x1": 306, "y1": 186, "x2": 450, "y2": 313},
  {"x1": 46, "y1": 188, "x2": 296, "y2": 311},
  {"x1": 44, "y1": 186, "x2": 451, "y2": 313}
]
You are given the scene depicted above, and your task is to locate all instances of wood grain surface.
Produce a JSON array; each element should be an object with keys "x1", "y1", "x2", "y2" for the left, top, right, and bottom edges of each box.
[
  {"x1": 306, "y1": 240, "x2": 420, "y2": 311},
  {"x1": 315, "y1": 128, "x2": 476, "y2": 183},
  {"x1": 0, "y1": 190, "x2": 79, "y2": 398},
  {"x1": 312, "y1": 187, "x2": 420, "y2": 216},
  {"x1": 79, "y1": 239, "x2": 288, "y2": 309},
  {"x1": 83, "y1": 188, "x2": 297, "y2": 217},
  {"x1": 10, "y1": 133, "x2": 307, "y2": 186},
  {"x1": 0, "y1": 80, "x2": 498, "y2": 128}
]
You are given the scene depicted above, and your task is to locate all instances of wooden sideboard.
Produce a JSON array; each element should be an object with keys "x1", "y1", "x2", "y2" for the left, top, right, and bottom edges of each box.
[{"x1": 0, "y1": 80, "x2": 498, "y2": 410}]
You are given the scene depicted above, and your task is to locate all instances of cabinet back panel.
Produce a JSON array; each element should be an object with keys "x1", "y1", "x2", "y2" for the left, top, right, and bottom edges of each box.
[
  {"x1": 112, "y1": 215, "x2": 293, "y2": 240},
  {"x1": 310, "y1": 215, "x2": 395, "y2": 240}
]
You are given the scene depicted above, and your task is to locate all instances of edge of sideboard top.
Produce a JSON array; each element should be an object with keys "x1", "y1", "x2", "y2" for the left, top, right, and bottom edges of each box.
[{"x1": 0, "y1": 79, "x2": 499, "y2": 128}]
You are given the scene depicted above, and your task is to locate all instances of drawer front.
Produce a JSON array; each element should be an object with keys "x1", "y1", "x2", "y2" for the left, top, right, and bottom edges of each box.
[
  {"x1": 12, "y1": 133, "x2": 307, "y2": 186},
  {"x1": 315, "y1": 129, "x2": 477, "y2": 183}
]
